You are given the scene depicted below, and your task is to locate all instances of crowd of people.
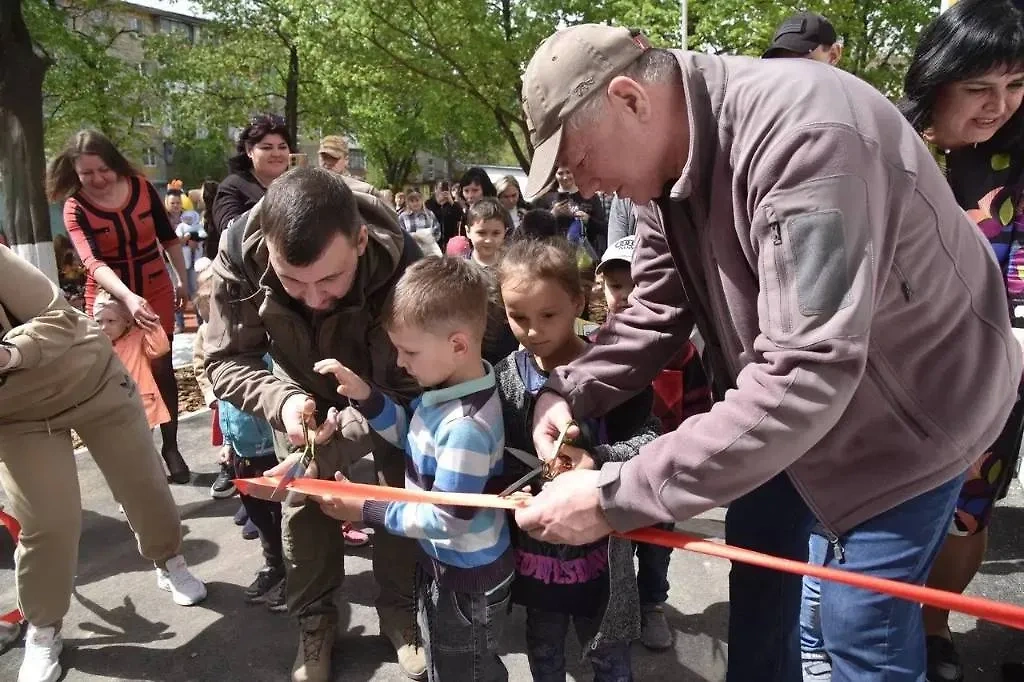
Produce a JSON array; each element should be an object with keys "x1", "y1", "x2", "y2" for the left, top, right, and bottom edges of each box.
[{"x1": 2, "y1": 2, "x2": 1024, "y2": 682}]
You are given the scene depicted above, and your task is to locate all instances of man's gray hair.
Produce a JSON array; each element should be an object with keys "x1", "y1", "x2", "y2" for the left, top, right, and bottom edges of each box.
[{"x1": 568, "y1": 48, "x2": 680, "y2": 131}]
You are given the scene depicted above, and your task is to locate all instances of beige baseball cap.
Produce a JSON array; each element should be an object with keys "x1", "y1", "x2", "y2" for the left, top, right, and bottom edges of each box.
[
  {"x1": 522, "y1": 25, "x2": 651, "y2": 201},
  {"x1": 318, "y1": 135, "x2": 349, "y2": 159}
]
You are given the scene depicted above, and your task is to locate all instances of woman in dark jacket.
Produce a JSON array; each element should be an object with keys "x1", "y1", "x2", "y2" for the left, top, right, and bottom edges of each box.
[{"x1": 212, "y1": 114, "x2": 294, "y2": 234}]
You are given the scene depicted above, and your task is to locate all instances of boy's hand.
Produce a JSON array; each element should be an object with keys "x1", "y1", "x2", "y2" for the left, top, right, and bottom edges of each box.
[
  {"x1": 314, "y1": 359, "x2": 372, "y2": 401},
  {"x1": 280, "y1": 396, "x2": 338, "y2": 447},
  {"x1": 314, "y1": 472, "x2": 365, "y2": 521},
  {"x1": 561, "y1": 444, "x2": 596, "y2": 471}
]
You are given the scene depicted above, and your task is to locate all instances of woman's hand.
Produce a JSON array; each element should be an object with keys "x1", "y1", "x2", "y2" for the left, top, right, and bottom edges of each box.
[
  {"x1": 175, "y1": 284, "x2": 188, "y2": 310},
  {"x1": 0, "y1": 345, "x2": 11, "y2": 371},
  {"x1": 124, "y1": 294, "x2": 161, "y2": 332}
]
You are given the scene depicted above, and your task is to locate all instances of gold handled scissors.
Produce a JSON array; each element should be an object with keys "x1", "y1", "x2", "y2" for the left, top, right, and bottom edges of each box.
[
  {"x1": 272, "y1": 420, "x2": 315, "y2": 502},
  {"x1": 498, "y1": 420, "x2": 577, "y2": 498}
]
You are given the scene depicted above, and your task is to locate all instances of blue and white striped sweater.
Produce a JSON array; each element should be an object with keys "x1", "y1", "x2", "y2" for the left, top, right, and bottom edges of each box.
[{"x1": 359, "y1": 361, "x2": 513, "y2": 593}]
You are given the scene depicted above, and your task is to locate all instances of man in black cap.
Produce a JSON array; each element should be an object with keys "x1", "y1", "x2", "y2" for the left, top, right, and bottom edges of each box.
[{"x1": 763, "y1": 11, "x2": 842, "y2": 65}]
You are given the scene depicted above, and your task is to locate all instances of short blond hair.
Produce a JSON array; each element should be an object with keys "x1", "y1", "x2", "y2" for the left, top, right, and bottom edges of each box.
[{"x1": 384, "y1": 257, "x2": 490, "y2": 338}]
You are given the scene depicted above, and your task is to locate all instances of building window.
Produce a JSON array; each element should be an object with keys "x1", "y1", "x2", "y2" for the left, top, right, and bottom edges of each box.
[
  {"x1": 138, "y1": 107, "x2": 153, "y2": 126},
  {"x1": 159, "y1": 18, "x2": 193, "y2": 42},
  {"x1": 142, "y1": 147, "x2": 158, "y2": 167},
  {"x1": 127, "y1": 16, "x2": 143, "y2": 33}
]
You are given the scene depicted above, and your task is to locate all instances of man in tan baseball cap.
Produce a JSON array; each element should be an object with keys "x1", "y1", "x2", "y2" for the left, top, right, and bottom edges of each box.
[
  {"x1": 516, "y1": 22, "x2": 1019, "y2": 682},
  {"x1": 522, "y1": 25, "x2": 653, "y2": 200},
  {"x1": 318, "y1": 135, "x2": 349, "y2": 173}
]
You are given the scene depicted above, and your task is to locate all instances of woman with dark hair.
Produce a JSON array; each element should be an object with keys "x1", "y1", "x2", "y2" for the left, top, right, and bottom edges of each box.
[
  {"x1": 458, "y1": 166, "x2": 497, "y2": 205},
  {"x1": 878, "y1": 4, "x2": 1022, "y2": 681},
  {"x1": 46, "y1": 129, "x2": 192, "y2": 484},
  {"x1": 201, "y1": 180, "x2": 220, "y2": 260},
  {"x1": 212, "y1": 114, "x2": 293, "y2": 232}
]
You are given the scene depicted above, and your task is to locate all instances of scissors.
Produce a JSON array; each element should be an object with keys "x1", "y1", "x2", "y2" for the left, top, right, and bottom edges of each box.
[
  {"x1": 271, "y1": 420, "x2": 315, "y2": 503},
  {"x1": 498, "y1": 420, "x2": 578, "y2": 497}
]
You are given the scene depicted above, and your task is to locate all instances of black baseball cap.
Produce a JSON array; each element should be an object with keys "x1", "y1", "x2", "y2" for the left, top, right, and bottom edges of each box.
[{"x1": 763, "y1": 12, "x2": 837, "y2": 59}]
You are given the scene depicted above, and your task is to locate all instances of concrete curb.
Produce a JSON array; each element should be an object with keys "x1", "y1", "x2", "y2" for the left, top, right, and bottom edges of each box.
[{"x1": 74, "y1": 406, "x2": 212, "y2": 457}]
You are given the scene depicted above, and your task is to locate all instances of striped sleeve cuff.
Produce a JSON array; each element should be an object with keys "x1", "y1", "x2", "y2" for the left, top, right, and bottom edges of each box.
[
  {"x1": 362, "y1": 500, "x2": 389, "y2": 528},
  {"x1": 355, "y1": 390, "x2": 386, "y2": 420}
]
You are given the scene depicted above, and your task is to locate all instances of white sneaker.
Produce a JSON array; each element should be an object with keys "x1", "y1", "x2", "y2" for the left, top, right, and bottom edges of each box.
[
  {"x1": 156, "y1": 555, "x2": 207, "y2": 606},
  {"x1": 19, "y1": 624, "x2": 61, "y2": 682}
]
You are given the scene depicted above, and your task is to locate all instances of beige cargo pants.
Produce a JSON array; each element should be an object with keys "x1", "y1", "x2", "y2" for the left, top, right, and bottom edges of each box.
[{"x1": 0, "y1": 362, "x2": 183, "y2": 627}]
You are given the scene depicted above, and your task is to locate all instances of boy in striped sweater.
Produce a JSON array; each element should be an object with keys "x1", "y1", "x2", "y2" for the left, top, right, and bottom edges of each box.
[{"x1": 312, "y1": 256, "x2": 512, "y2": 682}]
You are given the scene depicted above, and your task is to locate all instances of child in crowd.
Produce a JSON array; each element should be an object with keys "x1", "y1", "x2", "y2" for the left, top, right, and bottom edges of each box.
[
  {"x1": 596, "y1": 236, "x2": 712, "y2": 651},
  {"x1": 495, "y1": 238, "x2": 660, "y2": 681},
  {"x1": 92, "y1": 291, "x2": 171, "y2": 432},
  {"x1": 466, "y1": 198, "x2": 509, "y2": 268},
  {"x1": 191, "y1": 265, "x2": 263, "y2": 546},
  {"x1": 518, "y1": 208, "x2": 560, "y2": 241},
  {"x1": 312, "y1": 257, "x2": 513, "y2": 682},
  {"x1": 398, "y1": 189, "x2": 441, "y2": 243},
  {"x1": 223, "y1": 360, "x2": 286, "y2": 609},
  {"x1": 191, "y1": 263, "x2": 233, "y2": 501}
]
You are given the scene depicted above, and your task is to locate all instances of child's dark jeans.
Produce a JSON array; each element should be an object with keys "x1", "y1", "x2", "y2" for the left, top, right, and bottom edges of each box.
[
  {"x1": 417, "y1": 567, "x2": 512, "y2": 682},
  {"x1": 233, "y1": 453, "x2": 283, "y2": 571},
  {"x1": 634, "y1": 522, "x2": 675, "y2": 605},
  {"x1": 525, "y1": 608, "x2": 633, "y2": 682}
]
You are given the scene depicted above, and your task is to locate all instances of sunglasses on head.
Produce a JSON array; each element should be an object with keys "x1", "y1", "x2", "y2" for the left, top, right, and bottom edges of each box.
[{"x1": 249, "y1": 113, "x2": 286, "y2": 127}]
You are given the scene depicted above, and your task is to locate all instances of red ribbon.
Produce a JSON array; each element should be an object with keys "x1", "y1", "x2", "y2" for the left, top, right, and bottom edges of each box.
[{"x1": 237, "y1": 475, "x2": 1024, "y2": 631}]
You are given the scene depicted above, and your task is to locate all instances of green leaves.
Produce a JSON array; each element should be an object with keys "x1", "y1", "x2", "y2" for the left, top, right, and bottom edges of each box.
[{"x1": 687, "y1": 0, "x2": 939, "y2": 97}]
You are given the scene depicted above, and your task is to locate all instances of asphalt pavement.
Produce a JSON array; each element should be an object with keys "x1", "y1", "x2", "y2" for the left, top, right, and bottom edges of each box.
[{"x1": 0, "y1": 353, "x2": 1020, "y2": 680}]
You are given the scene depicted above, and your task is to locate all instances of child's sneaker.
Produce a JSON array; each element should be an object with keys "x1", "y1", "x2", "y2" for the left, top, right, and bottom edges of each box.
[
  {"x1": 245, "y1": 565, "x2": 284, "y2": 604},
  {"x1": 156, "y1": 555, "x2": 207, "y2": 606},
  {"x1": 19, "y1": 624, "x2": 62, "y2": 682},
  {"x1": 640, "y1": 604, "x2": 673, "y2": 650},
  {"x1": 242, "y1": 518, "x2": 259, "y2": 540},
  {"x1": 210, "y1": 461, "x2": 236, "y2": 499},
  {"x1": 266, "y1": 578, "x2": 288, "y2": 613},
  {"x1": 341, "y1": 522, "x2": 370, "y2": 547}
]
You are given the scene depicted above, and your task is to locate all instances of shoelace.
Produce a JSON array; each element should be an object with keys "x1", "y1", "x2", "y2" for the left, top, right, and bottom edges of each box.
[{"x1": 301, "y1": 623, "x2": 327, "y2": 662}]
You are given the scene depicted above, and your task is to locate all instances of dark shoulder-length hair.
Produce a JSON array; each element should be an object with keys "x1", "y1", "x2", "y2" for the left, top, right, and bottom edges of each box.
[
  {"x1": 459, "y1": 166, "x2": 497, "y2": 197},
  {"x1": 900, "y1": 0, "x2": 1024, "y2": 144},
  {"x1": 227, "y1": 113, "x2": 294, "y2": 174},
  {"x1": 46, "y1": 130, "x2": 143, "y2": 202}
]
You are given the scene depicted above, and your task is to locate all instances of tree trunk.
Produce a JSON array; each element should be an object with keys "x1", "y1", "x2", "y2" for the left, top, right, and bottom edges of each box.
[
  {"x1": 285, "y1": 44, "x2": 299, "y2": 145},
  {"x1": 0, "y1": 0, "x2": 56, "y2": 281}
]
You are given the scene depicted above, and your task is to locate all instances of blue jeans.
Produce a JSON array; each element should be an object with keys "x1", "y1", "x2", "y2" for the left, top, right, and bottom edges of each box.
[
  {"x1": 525, "y1": 608, "x2": 632, "y2": 682},
  {"x1": 799, "y1": 535, "x2": 830, "y2": 680},
  {"x1": 417, "y1": 570, "x2": 512, "y2": 682},
  {"x1": 634, "y1": 522, "x2": 674, "y2": 605},
  {"x1": 726, "y1": 471, "x2": 963, "y2": 682}
]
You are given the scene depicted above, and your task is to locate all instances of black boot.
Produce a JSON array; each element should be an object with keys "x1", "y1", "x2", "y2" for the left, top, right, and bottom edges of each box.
[{"x1": 161, "y1": 445, "x2": 191, "y2": 484}]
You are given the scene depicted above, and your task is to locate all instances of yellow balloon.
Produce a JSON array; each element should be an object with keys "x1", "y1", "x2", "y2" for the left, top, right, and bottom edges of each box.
[{"x1": 180, "y1": 195, "x2": 194, "y2": 211}]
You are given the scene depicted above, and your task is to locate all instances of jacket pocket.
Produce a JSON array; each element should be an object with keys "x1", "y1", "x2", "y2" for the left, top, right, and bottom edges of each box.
[
  {"x1": 864, "y1": 359, "x2": 929, "y2": 441},
  {"x1": 764, "y1": 206, "x2": 792, "y2": 334}
]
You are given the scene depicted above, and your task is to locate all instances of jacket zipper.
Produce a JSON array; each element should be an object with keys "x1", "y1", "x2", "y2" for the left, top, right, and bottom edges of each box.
[
  {"x1": 864, "y1": 359, "x2": 930, "y2": 440},
  {"x1": 892, "y1": 262, "x2": 913, "y2": 302},
  {"x1": 785, "y1": 471, "x2": 846, "y2": 564},
  {"x1": 765, "y1": 207, "x2": 791, "y2": 333}
]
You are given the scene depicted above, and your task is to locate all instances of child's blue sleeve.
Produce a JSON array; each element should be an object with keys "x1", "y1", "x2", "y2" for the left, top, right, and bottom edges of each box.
[
  {"x1": 355, "y1": 389, "x2": 411, "y2": 448},
  {"x1": 364, "y1": 417, "x2": 496, "y2": 539}
]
